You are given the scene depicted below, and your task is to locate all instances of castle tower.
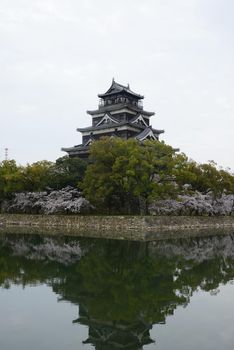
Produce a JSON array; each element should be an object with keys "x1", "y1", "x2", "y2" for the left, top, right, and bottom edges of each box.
[{"x1": 62, "y1": 80, "x2": 164, "y2": 158}]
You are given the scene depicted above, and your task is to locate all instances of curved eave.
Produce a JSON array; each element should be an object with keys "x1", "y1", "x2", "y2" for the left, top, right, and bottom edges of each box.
[
  {"x1": 77, "y1": 121, "x2": 146, "y2": 133},
  {"x1": 98, "y1": 91, "x2": 144, "y2": 99},
  {"x1": 98, "y1": 81, "x2": 144, "y2": 99},
  {"x1": 153, "y1": 129, "x2": 164, "y2": 135},
  {"x1": 61, "y1": 146, "x2": 89, "y2": 155},
  {"x1": 61, "y1": 147, "x2": 76, "y2": 152},
  {"x1": 135, "y1": 126, "x2": 165, "y2": 141},
  {"x1": 87, "y1": 103, "x2": 155, "y2": 116}
]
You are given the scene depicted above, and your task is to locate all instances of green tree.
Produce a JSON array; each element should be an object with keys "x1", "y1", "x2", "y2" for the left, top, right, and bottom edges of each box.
[
  {"x1": 81, "y1": 137, "x2": 177, "y2": 214},
  {"x1": 0, "y1": 160, "x2": 24, "y2": 199},
  {"x1": 52, "y1": 156, "x2": 88, "y2": 189},
  {"x1": 21, "y1": 160, "x2": 54, "y2": 192},
  {"x1": 174, "y1": 155, "x2": 234, "y2": 197}
]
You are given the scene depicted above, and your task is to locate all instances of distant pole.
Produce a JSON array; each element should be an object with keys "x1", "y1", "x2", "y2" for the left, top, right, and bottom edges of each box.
[{"x1": 4, "y1": 148, "x2": 8, "y2": 161}]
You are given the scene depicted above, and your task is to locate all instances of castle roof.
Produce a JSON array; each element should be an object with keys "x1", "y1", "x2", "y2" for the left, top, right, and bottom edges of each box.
[
  {"x1": 77, "y1": 121, "x2": 164, "y2": 135},
  {"x1": 87, "y1": 103, "x2": 154, "y2": 116},
  {"x1": 98, "y1": 79, "x2": 144, "y2": 99},
  {"x1": 135, "y1": 126, "x2": 164, "y2": 141},
  {"x1": 77, "y1": 121, "x2": 145, "y2": 133}
]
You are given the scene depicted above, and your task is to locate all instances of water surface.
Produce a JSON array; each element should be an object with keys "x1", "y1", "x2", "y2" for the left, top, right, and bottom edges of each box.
[{"x1": 1, "y1": 233, "x2": 234, "y2": 349}]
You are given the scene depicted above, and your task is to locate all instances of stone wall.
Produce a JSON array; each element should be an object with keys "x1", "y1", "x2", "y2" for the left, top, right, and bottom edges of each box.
[{"x1": 1, "y1": 214, "x2": 234, "y2": 241}]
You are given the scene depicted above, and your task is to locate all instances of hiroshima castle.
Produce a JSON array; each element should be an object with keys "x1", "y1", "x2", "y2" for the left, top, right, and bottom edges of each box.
[{"x1": 62, "y1": 79, "x2": 164, "y2": 158}]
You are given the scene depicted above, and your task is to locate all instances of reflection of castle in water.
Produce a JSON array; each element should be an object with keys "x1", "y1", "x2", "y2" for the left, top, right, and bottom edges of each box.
[
  {"x1": 74, "y1": 305, "x2": 154, "y2": 349},
  {"x1": 1, "y1": 234, "x2": 234, "y2": 349}
]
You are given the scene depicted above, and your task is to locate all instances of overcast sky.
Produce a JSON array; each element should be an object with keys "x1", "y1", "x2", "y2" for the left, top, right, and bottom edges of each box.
[{"x1": 0, "y1": 0, "x2": 233, "y2": 170}]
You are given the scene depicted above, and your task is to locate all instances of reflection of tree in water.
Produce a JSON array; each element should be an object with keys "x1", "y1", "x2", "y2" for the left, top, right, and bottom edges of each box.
[
  {"x1": 54, "y1": 240, "x2": 186, "y2": 349},
  {"x1": 1, "y1": 234, "x2": 234, "y2": 349}
]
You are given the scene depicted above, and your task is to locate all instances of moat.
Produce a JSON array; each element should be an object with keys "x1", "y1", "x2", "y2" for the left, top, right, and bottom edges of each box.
[{"x1": 1, "y1": 232, "x2": 234, "y2": 349}]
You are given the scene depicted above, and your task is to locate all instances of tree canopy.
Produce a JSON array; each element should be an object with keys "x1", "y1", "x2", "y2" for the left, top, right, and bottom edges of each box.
[
  {"x1": 81, "y1": 138, "x2": 178, "y2": 213},
  {"x1": 0, "y1": 156, "x2": 87, "y2": 200},
  {"x1": 0, "y1": 138, "x2": 233, "y2": 214},
  {"x1": 174, "y1": 154, "x2": 234, "y2": 197}
]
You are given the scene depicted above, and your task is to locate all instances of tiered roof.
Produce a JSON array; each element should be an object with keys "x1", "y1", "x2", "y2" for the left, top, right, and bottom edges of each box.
[
  {"x1": 77, "y1": 122, "x2": 163, "y2": 136},
  {"x1": 62, "y1": 80, "x2": 164, "y2": 157},
  {"x1": 98, "y1": 79, "x2": 144, "y2": 99},
  {"x1": 87, "y1": 102, "x2": 154, "y2": 116}
]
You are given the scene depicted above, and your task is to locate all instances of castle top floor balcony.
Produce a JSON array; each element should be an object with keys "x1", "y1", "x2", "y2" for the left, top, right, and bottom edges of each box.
[{"x1": 98, "y1": 98, "x2": 143, "y2": 110}]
